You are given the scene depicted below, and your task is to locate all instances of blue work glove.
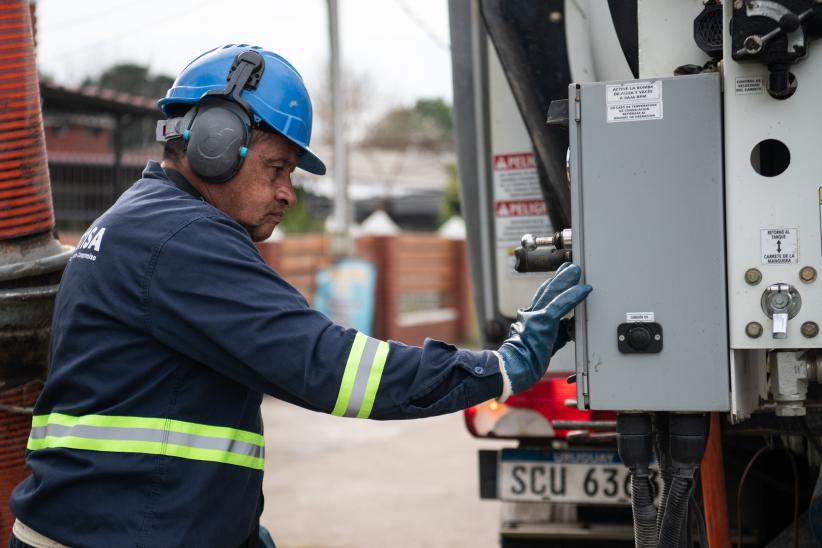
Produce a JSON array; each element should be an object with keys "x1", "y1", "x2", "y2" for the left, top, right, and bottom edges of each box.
[{"x1": 498, "y1": 263, "x2": 592, "y2": 395}]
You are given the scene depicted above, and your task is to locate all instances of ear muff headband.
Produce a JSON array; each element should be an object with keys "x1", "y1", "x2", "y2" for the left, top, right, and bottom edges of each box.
[{"x1": 156, "y1": 50, "x2": 266, "y2": 183}]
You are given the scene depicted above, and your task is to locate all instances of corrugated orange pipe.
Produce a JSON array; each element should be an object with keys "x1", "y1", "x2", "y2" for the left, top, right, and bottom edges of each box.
[
  {"x1": 0, "y1": 0, "x2": 53, "y2": 240},
  {"x1": 701, "y1": 412, "x2": 731, "y2": 548},
  {"x1": 0, "y1": 383, "x2": 39, "y2": 544},
  {"x1": 0, "y1": 1, "x2": 54, "y2": 544}
]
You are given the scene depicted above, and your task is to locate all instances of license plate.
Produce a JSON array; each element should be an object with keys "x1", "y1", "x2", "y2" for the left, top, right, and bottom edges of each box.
[{"x1": 499, "y1": 448, "x2": 642, "y2": 505}]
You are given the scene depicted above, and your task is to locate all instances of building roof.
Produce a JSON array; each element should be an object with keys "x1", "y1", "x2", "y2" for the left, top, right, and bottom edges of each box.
[{"x1": 40, "y1": 82, "x2": 160, "y2": 118}]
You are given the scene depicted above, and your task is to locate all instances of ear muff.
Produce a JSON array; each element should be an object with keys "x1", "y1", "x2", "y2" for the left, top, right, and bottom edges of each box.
[{"x1": 185, "y1": 99, "x2": 252, "y2": 183}]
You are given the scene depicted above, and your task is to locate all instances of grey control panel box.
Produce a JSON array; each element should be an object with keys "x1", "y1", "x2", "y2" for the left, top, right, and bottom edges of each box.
[{"x1": 570, "y1": 73, "x2": 730, "y2": 411}]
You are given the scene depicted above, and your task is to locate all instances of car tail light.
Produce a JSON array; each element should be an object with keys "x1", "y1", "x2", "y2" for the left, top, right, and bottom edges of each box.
[{"x1": 464, "y1": 376, "x2": 614, "y2": 439}]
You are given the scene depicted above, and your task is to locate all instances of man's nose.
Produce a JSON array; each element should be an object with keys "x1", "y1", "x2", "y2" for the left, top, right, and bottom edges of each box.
[{"x1": 277, "y1": 184, "x2": 297, "y2": 209}]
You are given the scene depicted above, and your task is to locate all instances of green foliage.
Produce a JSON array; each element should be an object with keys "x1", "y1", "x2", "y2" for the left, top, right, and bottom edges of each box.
[
  {"x1": 413, "y1": 98, "x2": 453, "y2": 132},
  {"x1": 365, "y1": 97, "x2": 453, "y2": 150},
  {"x1": 278, "y1": 186, "x2": 325, "y2": 234},
  {"x1": 438, "y1": 162, "x2": 461, "y2": 225},
  {"x1": 84, "y1": 63, "x2": 174, "y2": 101}
]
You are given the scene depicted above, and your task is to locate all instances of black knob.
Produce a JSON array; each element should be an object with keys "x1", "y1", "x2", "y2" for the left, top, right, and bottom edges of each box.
[
  {"x1": 779, "y1": 13, "x2": 800, "y2": 33},
  {"x1": 626, "y1": 326, "x2": 652, "y2": 351}
]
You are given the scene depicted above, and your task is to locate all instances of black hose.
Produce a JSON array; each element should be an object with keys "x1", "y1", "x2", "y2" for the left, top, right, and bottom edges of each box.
[
  {"x1": 659, "y1": 475, "x2": 694, "y2": 547},
  {"x1": 655, "y1": 414, "x2": 672, "y2": 536},
  {"x1": 656, "y1": 469, "x2": 672, "y2": 534},
  {"x1": 631, "y1": 471, "x2": 659, "y2": 548},
  {"x1": 618, "y1": 413, "x2": 657, "y2": 548}
]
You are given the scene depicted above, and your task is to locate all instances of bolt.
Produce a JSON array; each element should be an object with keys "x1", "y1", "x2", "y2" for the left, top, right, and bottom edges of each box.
[
  {"x1": 745, "y1": 268, "x2": 762, "y2": 285},
  {"x1": 770, "y1": 292, "x2": 790, "y2": 309},
  {"x1": 746, "y1": 321, "x2": 763, "y2": 338},
  {"x1": 800, "y1": 266, "x2": 817, "y2": 283},
  {"x1": 549, "y1": 11, "x2": 563, "y2": 23},
  {"x1": 618, "y1": 334, "x2": 626, "y2": 342},
  {"x1": 653, "y1": 334, "x2": 661, "y2": 341},
  {"x1": 801, "y1": 321, "x2": 819, "y2": 338},
  {"x1": 734, "y1": 0, "x2": 744, "y2": 8}
]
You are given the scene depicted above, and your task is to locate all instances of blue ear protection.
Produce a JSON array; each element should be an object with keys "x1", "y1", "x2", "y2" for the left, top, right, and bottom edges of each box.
[{"x1": 156, "y1": 50, "x2": 264, "y2": 183}]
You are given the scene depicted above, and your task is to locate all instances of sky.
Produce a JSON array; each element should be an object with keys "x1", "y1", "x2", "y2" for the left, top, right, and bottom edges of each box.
[{"x1": 34, "y1": 0, "x2": 454, "y2": 119}]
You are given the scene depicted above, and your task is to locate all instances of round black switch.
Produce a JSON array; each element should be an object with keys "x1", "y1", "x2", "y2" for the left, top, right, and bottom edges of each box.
[{"x1": 626, "y1": 326, "x2": 652, "y2": 351}]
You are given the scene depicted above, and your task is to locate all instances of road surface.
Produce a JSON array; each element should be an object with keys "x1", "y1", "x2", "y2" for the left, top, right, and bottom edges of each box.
[{"x1": 260, "y1": 396, "x2": 512, "y2": 548}]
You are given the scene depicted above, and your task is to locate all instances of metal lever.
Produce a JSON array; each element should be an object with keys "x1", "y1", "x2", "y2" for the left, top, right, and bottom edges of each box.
[{"x1": 773, "y1": 312, "x2": 789, "y2": 339}]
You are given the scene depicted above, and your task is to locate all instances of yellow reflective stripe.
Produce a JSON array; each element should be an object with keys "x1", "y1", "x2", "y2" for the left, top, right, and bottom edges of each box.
[
  {"x1": 31, "y1": 412, "x2": 264, "y2": 446},
  {"x1": 356, "y1": 340, "x2": 390, "y2": 419},
  {"x1": 332, "y1": 332, "x2": 368, "y2": 416},
  {"x1": 27, "y1": 435, "x2": 264, "y2": 471}
]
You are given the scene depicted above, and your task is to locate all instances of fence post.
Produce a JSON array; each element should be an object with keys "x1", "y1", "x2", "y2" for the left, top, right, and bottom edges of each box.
[
  {"x1": 369, "y1": 235, "x2": 398, "y2": 341},
  {"x1": 453, "y1": 239, "x2": 473, "y2": 342}
]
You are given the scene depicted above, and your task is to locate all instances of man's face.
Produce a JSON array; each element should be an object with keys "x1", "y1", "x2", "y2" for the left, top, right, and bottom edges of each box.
[{"x1": 202, "y1": 131, "x2": 300, "y2": 242}]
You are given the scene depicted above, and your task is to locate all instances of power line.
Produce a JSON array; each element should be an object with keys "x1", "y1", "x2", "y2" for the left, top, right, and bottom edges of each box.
[
  {"x1": 39, "y1": 0, "x2": 167, "y2": 34},
  {"x1": 40, "y1": 0, "x2": 220, "y2": 65},
  {"x1": 392, "y1": 0, "x2": 450, "y2": 52}
]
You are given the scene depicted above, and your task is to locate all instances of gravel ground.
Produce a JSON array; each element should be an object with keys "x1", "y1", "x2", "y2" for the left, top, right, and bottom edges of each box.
[{"x1": 260, "y1": 396, "x2": 512, "y2": 548}]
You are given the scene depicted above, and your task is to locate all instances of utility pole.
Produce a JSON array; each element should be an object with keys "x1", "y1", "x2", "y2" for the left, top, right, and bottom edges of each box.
[{"x1": 327, "y1": 0, "x2": 351, "y2": 256}]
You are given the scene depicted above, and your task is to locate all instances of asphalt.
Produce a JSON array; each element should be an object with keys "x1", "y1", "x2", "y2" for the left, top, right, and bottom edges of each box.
[{"x1": 260, "y1": 397, "x2": 512, "y2": 548}]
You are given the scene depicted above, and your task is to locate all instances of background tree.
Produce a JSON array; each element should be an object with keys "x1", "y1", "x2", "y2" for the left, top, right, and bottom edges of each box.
[
  {"x1": 438, "y1": 163, "x2": 460, "y2": 225},
  {"x1": 363, "y1": 97, "x2": 453, "y2": 151},
  {"x1": 84, "y1": 63, "x2": 174, "y2": 101}
]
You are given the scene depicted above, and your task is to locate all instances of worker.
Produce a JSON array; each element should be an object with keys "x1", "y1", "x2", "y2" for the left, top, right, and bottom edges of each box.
[{"x1": 9, "y1": 45, "x2": 591, "y2": 548}]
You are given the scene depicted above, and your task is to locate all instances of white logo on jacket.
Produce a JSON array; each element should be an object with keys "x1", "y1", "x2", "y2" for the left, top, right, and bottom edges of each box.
[{"x1": 72, "y1": 226, "x2": 106, "y2": 262}]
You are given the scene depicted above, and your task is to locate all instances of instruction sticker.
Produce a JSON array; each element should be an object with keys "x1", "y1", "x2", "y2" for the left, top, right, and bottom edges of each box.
[
  {"x1": 761, "y1": 228, "x2": 798, "y2": 264},
  {"x1": 606, "y1": 80, "x2": 663, "y2": 123},
  {"x1": 626, "y1": 312, "x2": 655, "y2": 323},
  {"x1": 735, "y1": 76, "x2": 764, "y2": 96}
]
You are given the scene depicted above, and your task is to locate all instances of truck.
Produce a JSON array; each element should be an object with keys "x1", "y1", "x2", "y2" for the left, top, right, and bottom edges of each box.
[{"x1": 448, "y1": 1, "x2": 822, "y2": 546}]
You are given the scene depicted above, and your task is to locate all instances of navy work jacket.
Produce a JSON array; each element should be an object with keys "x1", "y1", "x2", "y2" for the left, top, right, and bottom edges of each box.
[{"x1": 10, "y1": 162, "x2": 502, "y2": 548}]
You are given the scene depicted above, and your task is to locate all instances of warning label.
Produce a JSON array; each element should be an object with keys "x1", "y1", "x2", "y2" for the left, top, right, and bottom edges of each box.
[
  {"x1": 761, "y1": 228, "x2": 798, "y2": 264},
  {"x1": 493, "y1": 152, "x2": 551, "y2": 248},
  {"x1": 496, "y1": 200, "x2": 546, "y2": 217},
  {"x1": 735, "y1": 76, "x2": 764, "y2": 96},
  {"x1": 606, "y1": 80, "x2": 663, "y2": 123}
]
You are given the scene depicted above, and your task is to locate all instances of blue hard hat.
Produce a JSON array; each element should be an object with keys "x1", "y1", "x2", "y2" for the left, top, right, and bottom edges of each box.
[{"x1": 159, "y1": 44, "x2": 326, "y2": 175}]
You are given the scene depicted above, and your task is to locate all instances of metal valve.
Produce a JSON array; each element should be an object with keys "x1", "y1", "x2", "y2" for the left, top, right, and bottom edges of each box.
[{"x1": 761, "y1": 283, "x2": 802, "y2": 339}]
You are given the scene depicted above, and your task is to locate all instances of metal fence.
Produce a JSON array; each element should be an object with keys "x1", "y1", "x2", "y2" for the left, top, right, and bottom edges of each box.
[{"x1": 49, "y1": 161, "x2": 147, "y2": 232}]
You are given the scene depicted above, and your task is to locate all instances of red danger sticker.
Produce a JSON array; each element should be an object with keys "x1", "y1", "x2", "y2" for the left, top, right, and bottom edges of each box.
[
  {"x1": 496, "y1": 200, "x2": 546, "y2": 217},
  {"x1": 494, "y1": 153, "x2": 535, "y2": 171}
]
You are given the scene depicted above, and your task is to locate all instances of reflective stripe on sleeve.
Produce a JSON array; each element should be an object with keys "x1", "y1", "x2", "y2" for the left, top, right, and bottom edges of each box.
[
  {"x1": 331, "y1": 332, "x2": 390, "y2": 418},
  {"x1": 27, "y1": 413, "x2": 265, "y2": 471}
]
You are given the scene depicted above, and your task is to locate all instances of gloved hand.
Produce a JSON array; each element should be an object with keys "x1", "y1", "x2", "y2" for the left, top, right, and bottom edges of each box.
[{"x1": 498, "y1": 263, "x2": 592, "y2": 395}]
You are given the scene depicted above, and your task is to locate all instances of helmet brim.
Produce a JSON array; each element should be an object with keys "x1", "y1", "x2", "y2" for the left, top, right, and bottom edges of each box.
[{"x1": 297, "y1": 146, "x2": 326, "y2": 175}]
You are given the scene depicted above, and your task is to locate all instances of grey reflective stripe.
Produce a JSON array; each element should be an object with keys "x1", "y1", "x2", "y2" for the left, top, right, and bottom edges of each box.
[
  {"x1": 343, "y1": 336, "x2": 381, "y2": 418},
  {"x1": 29, "y1": 423, "x2": 264, "y2": 460}
]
